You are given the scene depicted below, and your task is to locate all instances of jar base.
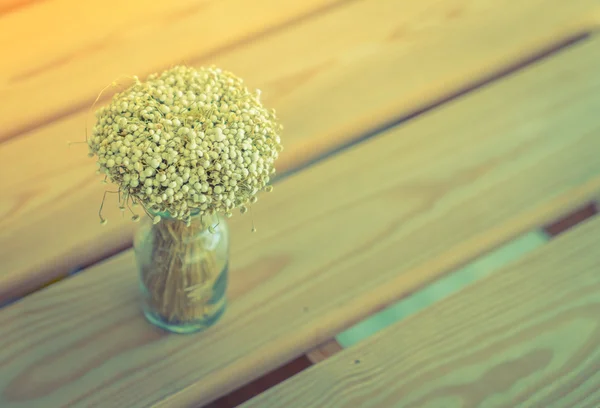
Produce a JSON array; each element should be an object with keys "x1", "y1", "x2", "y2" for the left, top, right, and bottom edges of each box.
[{"x1": 142, "y1": 301, "x2": 227, "y2": 334}]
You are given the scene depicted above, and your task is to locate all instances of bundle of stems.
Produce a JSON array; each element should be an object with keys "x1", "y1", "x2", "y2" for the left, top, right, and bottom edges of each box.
[{"x1": 140, "y1": 216, "x2": 224, "y2": 324}]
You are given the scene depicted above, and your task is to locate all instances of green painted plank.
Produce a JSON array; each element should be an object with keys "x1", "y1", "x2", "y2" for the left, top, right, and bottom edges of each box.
[{"x1": 336, "y1": 230, "x2": 550, "y2": 348}]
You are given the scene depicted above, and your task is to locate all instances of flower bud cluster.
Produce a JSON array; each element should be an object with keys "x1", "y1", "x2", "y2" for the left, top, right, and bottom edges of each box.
[{"x1": 89, "y1": 65, "x2": 282, "y2": 224}]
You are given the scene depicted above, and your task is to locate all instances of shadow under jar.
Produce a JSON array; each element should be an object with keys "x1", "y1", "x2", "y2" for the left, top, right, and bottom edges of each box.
[{"x1": 134, "y1": 211, "x2": 229, "y2": 334}]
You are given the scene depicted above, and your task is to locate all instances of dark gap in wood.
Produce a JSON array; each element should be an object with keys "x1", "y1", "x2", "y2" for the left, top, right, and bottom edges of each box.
[
  {"x1": 199, "y1": 202, "x2": 600, "y2": 406},
  {"x1": 543, "y1": 202, "x2": 598, "y2": 237},
  {"x1": 3, "y1": 29, "x2": 592, "y2": 306},
  {"x1": 3, "y1": 24, "x2": 597, "y2": 408},
  {"x1": 0, "y1": 236, "x2": 132, "y2": 308},
  {"x1": 202, "y1": 355, "x2": 313, "y2": 408}
]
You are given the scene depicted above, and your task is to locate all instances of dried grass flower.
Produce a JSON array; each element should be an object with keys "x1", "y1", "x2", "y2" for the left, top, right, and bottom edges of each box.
[{"x1": 88, "y1": 65, "x2": 282, "y2": 225}]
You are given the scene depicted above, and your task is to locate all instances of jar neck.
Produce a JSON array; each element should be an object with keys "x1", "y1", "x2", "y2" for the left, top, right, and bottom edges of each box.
[
  {"x1": 140, "y1": 210, "x2": 227, "y2": 257},
  {"x1": 153, "y1": 210, "x2": 221, "y2": 232}
]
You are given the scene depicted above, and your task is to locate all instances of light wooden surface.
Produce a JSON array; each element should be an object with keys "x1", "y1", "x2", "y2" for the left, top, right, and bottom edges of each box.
[
  {"x1": 0, "y1": 0, "x2": 596, "y2": 143},
  {"x1": 0, "y1": 0, "x2": 342, "y2": 141},
  {"x1": 1, "y1": 0, "x2": 599, "y2": 303},
  {"x1": 242, "y1": 216, "x2": 600, "y2": 408},
  {"x1": 2, "y1": 35, "x2": 600, "y2": 407}
]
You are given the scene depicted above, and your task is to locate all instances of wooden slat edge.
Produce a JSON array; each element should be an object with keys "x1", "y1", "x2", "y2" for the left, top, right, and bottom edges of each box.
[
  {"x1": 241, "y1": 215, "x2": 600, "y2": 407},
  {"x1": 5, "y1": 0, "x2": 595, "y2": 145},
  {"x1": 2, "y1": 35, "x2": 600, "y2": 407},
  {"x1": 109, "y1": 36, "x2": 600, "y2": 407},
  {"x1": 0, "y1": 0, "x2": 346, "y2": 142},
  {"x1": 224, "y1": 201, "x2": 598, "y2": 400},
  {"x1": 307, "y1": 202, "x2": 598, "y2": 362},
  {"x1": 0, "y1": 0, "x2": 597, "y2": 302}
]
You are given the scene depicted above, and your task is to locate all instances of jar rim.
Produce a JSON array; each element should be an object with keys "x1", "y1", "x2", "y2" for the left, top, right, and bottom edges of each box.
[{"x1": 150, "y1": 207, "x2": 203, "y2": 219}]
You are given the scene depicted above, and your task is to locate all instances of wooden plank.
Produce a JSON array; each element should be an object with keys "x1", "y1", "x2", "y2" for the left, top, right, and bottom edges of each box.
[
  {"x1": 2, "y1": 36, "x2": 600, "y2": 408},
  {"x1": 0, "y1": 0, "x2": 597, "y2": 144},
  {"x1": 0, "y1": 0, "x2": 344, "y2": 141},
  {"x1": 306, "y1": 339, "x2": 344, "y2": 364},
  {"x1": 0, "y1": 0, "x2": 598, "y2": 302},
  {"x1": 242, "y1": 216, "x2": 600, "y2": 408}
]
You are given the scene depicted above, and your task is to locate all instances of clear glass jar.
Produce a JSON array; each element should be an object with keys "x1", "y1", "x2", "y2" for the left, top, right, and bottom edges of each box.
[{"x1": 134, "y1": 211, "x2": 229, "y2": 334}]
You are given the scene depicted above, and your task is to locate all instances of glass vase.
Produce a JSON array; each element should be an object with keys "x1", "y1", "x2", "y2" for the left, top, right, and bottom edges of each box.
[{"x1": 134, "y1": 212, "x2": 229, "y2": 334}]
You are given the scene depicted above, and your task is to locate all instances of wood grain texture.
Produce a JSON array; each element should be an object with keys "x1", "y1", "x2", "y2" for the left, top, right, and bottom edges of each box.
[
  {"x1": 1, "y1": 0, "x2": 599, "y2": 302},
  {"x1": 0, "y1": 0, "x2": 345, "y2": 140},
  {"x1": 306, "y1": 339, "x2": 343, "y2": 364},
  {"x1": 242, "y1": 216, "x2": 600, "y2": 408},
  {"x1": 0, "y1": 0, "x2": 597, "y2": 144},
  {"x1": 2, "y1": 37, "x2": 600, "y2": 407}
]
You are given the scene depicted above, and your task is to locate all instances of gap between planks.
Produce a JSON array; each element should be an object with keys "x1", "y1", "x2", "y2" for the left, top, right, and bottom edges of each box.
[
  {"x1": 0, "y1": 27, "x2": 593, "y2": 306},
  {"x1": 1, "y1": 33, "x2": 599, "y2": 404},
  {"x1": 206, "y1": 203, "x2": 600, "y2": 407},
  {"x1": 307, "y1": 202, "x2": 599, "y2": 364},
  {"x1": 241, "y1": 211, "x2": 600, "y2": 407},
  {"x1": 2, "y1": 0, "x2": 598, "y2": 306},
  {"x1": 0, "y1": 0, "x2": 355, "y2": 143}
]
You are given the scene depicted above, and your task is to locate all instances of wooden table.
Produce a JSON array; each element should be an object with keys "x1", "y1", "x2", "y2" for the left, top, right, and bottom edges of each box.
[{"x1": 1, "y1": 1, "x2": 600, "y2": 407}]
